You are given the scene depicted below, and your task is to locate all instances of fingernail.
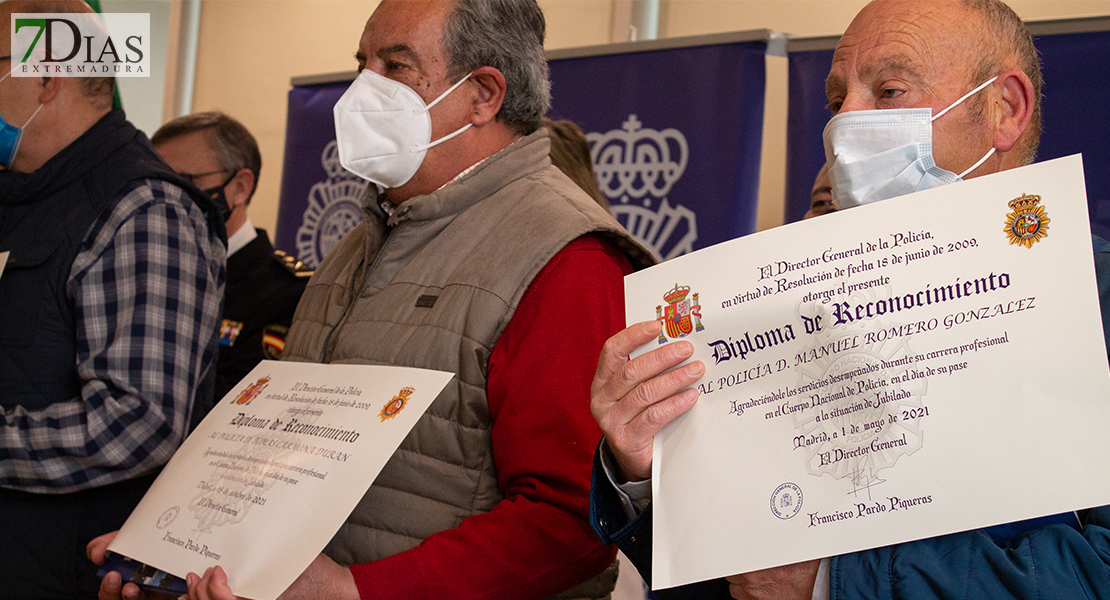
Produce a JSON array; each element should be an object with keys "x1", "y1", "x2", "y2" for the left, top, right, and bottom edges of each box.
[
  {"x1": 187, "y1": 573, "x2": 199, "y2": 587},
  {"x1": 685, "y1": 361, "x2": 704, "y2": 377},
  {"x1": 677, "y1": 341, "x2": 694, "y2": 357},
  {"x1": 642, "y1": 320, "x2": 660, "y2": 334}
]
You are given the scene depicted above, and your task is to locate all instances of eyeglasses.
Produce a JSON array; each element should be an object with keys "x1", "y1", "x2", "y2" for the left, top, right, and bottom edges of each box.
[{"x1": 179, "y1": 168, "x2": 232, "y2": 184}]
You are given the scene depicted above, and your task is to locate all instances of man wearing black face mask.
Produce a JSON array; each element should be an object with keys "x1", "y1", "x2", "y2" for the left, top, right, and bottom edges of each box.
[{"x1": 153, "y1": 112, "x2": 311, "y2": 400}]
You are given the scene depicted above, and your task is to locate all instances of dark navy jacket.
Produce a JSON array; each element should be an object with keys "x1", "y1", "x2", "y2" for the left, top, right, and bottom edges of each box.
[{"x1": 0, "y1": 109, "x2": 224, "y2": 600}]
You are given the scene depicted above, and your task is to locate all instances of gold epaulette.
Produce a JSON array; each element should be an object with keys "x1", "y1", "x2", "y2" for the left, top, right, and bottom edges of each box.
[{"x1": 273, "y1": 250, "x2": 314, "y2": 278}]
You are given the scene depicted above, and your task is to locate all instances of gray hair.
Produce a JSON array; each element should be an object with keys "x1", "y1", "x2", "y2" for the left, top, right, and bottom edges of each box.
[
  {"x1": 152, "y1": 111, "x2": 262, "y2": 202},
  {"x1": 442, "y1": 0, "x2": 551, "y2": 135},
  {"x1": 962, "y1": 0, "x2": 1043, "y2": 165}
]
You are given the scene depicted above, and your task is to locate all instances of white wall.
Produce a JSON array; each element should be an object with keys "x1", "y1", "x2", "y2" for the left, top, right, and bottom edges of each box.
[{"x1": 101, "y1": 0, "x2": 170, "y2": 136}]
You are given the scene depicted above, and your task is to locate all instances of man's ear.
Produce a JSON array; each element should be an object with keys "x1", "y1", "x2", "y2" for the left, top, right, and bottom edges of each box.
[
  {"x1": 992, "y1": 66, "x2": 1035, "y2": 153},
  {"x1": 225, "y1": 168, "x2": 255, "y2": 208},
  {"x1": 38, "y1": 76, "x2": 61, "y2": 104},
  {"x1": 468, "y1": 66, "x2": 507, "y2": 127}
]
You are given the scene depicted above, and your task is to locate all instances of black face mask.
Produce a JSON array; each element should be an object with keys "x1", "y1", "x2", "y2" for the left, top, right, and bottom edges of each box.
[{"x1": 202, "y1": 173, "x2": 237, "y2": 223}]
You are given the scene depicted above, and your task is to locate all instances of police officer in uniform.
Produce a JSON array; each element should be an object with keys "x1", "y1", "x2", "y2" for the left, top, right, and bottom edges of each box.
[{"x1": 152, "y1": 112, "x2": 311, "y2": 399}]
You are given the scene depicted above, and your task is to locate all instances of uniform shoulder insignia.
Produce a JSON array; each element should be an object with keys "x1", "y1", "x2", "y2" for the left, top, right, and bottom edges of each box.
[
  {"x1": 273, "y1": 249, "x2": 314, "y2": 278},
  {"x1": 262, "y1": 324, "x2": 289, "y2": 360}
]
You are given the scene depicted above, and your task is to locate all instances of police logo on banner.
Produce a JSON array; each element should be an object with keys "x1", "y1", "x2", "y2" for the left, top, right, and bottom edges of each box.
[
  {"x1": 295, "y1": 141, "x2": 368, "y2": 268},
  {"x1": 588, "y1": 115, "x2": 696, "y2": 260}
]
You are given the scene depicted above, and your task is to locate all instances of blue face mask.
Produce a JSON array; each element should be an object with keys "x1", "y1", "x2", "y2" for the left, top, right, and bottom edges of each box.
[{"x1": 0, "y1": 72, "x2": 45, "y2": 169}]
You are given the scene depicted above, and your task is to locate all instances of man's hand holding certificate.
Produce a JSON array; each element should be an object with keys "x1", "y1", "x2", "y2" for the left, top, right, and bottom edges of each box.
[
  {"x1": 621, "y1": 156, "x2": 1110, "y2": 589},
  {"x1": 102, "y1": 361, "x2": 453, "y2": 600}
]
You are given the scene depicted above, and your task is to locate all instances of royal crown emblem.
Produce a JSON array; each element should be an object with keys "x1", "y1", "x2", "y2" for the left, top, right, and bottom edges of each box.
[
  {"x1": 232, "y1": 376, "x2": 271, "y2": 405},
  {"x1": 295, "y1": 140, "x2": 368, "y2": 268},
  {"x1": 588, "y1": 115, "x2": 697, "y2": 260},
  {"x1": 379, "y1": 386, "x2": 414, "y2": 422},
  {"x1": 656, "y1": 283, "x2": 704, "y2": 344},
  {"x1": 1003, "y1": 193, "x2": 1050, "y2": 248}
]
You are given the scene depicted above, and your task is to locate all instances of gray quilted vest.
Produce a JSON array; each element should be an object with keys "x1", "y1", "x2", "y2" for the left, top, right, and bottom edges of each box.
[{"x1": 282, "y1": 130, "x2": 655, "y2": 599}]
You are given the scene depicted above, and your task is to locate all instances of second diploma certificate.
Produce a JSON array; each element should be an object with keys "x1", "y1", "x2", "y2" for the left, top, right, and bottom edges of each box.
[{"x1": 627, "y1": 155, "x2": 1110, "y2": 589}]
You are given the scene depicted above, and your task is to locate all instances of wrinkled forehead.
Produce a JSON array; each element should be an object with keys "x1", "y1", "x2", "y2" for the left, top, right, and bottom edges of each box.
[
  {"x1": 829, "y1": 0, "x2": 978, "y2": 87},
  {"x1": 360, "y1": 0, "x2": 451, "y2": 57}
]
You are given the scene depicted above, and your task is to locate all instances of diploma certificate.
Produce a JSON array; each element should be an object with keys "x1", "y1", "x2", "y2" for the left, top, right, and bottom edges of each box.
[
  {"x1": 627, "y1": 155, "x2": 1110, "y2": 589},
  {"x1": 108, "y1": 361, "x2": 453, "y2": 600}
]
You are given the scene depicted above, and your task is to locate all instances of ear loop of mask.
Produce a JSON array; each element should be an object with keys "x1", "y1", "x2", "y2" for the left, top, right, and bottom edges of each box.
[
  {"x1": 931, "y1": 76, "x2": 999, "y2": 179},
  {"x1": 412, "y1": 73, "x2": 473, "y2": 153},
  {"x1": 0, "y1": 71, "x2": 47, "y2": 127}
]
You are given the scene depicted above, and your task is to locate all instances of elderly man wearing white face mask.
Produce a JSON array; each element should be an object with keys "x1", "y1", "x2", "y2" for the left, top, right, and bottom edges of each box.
[
  {"x1": 587, "y1": 1, "x2": 1110, "y2": 599},
  {"x1": 89, "y1": 1, "x2": 656, "y2": 600}
]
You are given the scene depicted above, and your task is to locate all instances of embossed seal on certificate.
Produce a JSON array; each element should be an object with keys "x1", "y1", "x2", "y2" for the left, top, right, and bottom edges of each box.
[
  {"x1": 1004, "y1": 193, "x2": 1050, "y2": 248},
  {"x1": 156, "y1": 506, "x2": 179, "y2": 529},
  {"x1": 379, "y1": 387, "x2": 414, "y2": 422},
  {"x1": 655, "y1": 284, "x2": 705, "y2": 344},
  {"x1": 770, "y1": 482, "x2": 803, "y2": 520}
]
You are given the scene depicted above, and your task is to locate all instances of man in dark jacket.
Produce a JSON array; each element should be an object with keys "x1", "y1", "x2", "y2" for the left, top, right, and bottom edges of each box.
[{"x1": 153, "y1": 112, "x2": 310, "y2": 399}]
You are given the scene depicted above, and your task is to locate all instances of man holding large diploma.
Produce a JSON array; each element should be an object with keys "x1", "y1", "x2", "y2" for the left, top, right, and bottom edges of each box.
[
  {"x1": 589, "y1": 1, "x2": 1110, "y2": 598},
  {"x1": 92, "y1": 0, "x2": 656, "y2": 599}
]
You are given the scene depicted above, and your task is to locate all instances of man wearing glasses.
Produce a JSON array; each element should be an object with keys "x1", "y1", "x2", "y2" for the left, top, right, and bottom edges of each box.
[
  {"x1": 0, "y1": 2, "x2": 225, "y2": 598},
  {"x1": 152, "y1": 112, "x2": 311, "y2": 400}
]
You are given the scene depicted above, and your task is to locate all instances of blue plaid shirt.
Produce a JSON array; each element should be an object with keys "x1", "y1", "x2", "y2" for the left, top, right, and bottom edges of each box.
[{"x1": 0, "y1": 180, "x2": 225, "y2": 494}]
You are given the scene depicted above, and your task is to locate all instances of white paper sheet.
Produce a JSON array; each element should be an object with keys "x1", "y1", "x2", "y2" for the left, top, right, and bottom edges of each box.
[
  {"x1": 624, "y1": 155, "x2": 1110, "y2": 589},
  {"x1": 108, "y1": 360, "x2": 454, "y2": 600}
]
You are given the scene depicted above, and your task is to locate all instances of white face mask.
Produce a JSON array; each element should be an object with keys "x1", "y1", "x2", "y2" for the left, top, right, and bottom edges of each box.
[
  {"x1": 333, "y1": 69, "x2": 472, "y2": 189},
  {"x1": 822, "y1": 76, "x2": 998, "y2": 209}
]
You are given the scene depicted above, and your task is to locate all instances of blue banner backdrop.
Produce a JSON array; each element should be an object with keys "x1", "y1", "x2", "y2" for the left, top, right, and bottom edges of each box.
[
  {"x1": 784, "y1": 40, "x2": 835, "y2": 225},
  {"x1": 275, "y1": 79, "x2": 367, "y2": 268},
  {"x1": 1034, "y1": 27, "x2": 1110, "y2": 239},
  {"x1": 548, "y1": 35, "x2": 768, "y2": 260},
  {"x1": 784, "y1": 19, "x2": 1110, "y2": 239}
]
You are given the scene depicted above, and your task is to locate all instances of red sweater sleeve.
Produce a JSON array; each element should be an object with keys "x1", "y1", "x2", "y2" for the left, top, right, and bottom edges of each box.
[{"x1": 348, "y1": 235, "x2": 631, "y2": 600}]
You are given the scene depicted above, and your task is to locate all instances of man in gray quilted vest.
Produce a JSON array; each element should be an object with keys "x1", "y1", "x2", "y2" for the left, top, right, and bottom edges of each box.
[{"x1": 92, "y1": 0, "x2": 655, "y2": 599}]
